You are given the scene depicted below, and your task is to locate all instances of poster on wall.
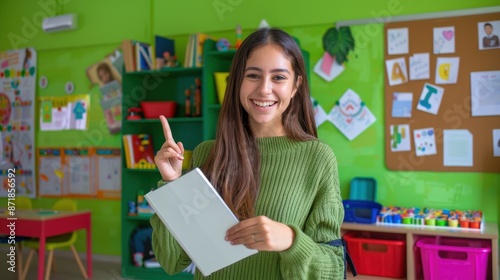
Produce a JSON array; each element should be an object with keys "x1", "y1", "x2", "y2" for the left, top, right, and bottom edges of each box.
[{"x1": 0, "y1": 48, "x2": 37, "y2": 198}]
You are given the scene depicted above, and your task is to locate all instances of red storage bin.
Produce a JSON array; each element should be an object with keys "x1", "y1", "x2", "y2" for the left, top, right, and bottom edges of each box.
[
  {"x1": 416, "y1": 237, "x2": 491, "y2": 280},
  {"x1": 140, "y1": 101, "x2": 177, "y2": 119},
  {"x1": 344, "y1": 232, "x2": 406, "y2": 278}
]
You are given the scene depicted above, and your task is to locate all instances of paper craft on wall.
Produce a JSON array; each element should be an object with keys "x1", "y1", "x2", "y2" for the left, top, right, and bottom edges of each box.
[
  {"x1": 433, "y1": 26, "x2": 455, "y2": 54},
  {"x1": 311, "y1": 97, "x2": 329, "y2": 127},
  {"x1": 39, "y1": 94, "x2": 89, "y2": 130},
  {"x1": 392, "y1": 92, "x2": 413, "y2": 118},
  {"x1": 38, "y1": 147, "x2": 121, "y2": 199},
  {"x1": 387, "y1": 28, "x2": 409, "y2": 55},
  {"x1": 315, "y1": 26, "x2": 354, "y2": 81},
  {"x1": 329, "y1": 89, "x2": 376, "y2": 140},
  {"x1": 435, "y1": 57, "x2": 460, "y2": 84},
  {"x1": 493, "y1": 129, "x2": 500, "y2": 157},
  {"x1": 409, "y1": 53, "x2": 430, "y2": 80},
  {"x1": 416, "y1": 83, "x2": 444, "y2": 115},
  {"x1": 470, "y1": 70, "x2": 500, "y2": 116},
  {"x1": 443, "y1": 129, "x2": 473, "y2": 167},
  {"x1": 314, "y1": 52, "x2": 345, "y2": 82},
  {"x1": 37, "y1": 148, "x2": 64, "y2": 196},
  {"x1": 0, "y1": 48, "x2": 37, "y2": 198},
  {"x1": 386, "y1": 57, "x2": 408, "y2": 86},
  {"x1": 390, "y1": 124, "x2": 411, "y2": 152},
  {"x1": 413, "y1": 128, "x2": 437, "y2": 156}
]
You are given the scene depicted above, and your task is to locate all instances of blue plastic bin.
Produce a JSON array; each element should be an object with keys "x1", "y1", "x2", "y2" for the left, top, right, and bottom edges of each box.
[{"x1": 343, "y1": 200, "x2": 382, "y2": 224}]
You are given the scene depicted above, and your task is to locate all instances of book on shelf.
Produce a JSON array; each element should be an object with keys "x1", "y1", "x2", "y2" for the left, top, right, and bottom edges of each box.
[
  {"x1": 121, "y1": 39, "x2": 137, "y2": 72},
  {"x1": 154, "y1": 35, "x2": 175, "y2": 69},
  {"x1": 144, "y1": 168, "x2": 257, "y2": 276},
  {"x1": 135, "y1": 42, "x2": 154, "y2": 71},
  {"x1": 184, "y1": 33, "x2": 212, "y2": 68},
  {"x1": 122, "y1": 134, "x2": 156, "y2": 169}
]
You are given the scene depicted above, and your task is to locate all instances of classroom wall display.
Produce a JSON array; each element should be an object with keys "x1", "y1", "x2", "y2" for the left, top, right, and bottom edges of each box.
[
  {"x1": 0, "y1": 48, "x2": 37, "y2": 198},
  {"x1": 39, "y1": 94, "x2": 89, "y2": 131},
  {"x1": 37, "y1": 147, "x2": 121, "y2": 199},
  {"x1": 384, "y1": 12, "x2": 500, "y2": 172}
]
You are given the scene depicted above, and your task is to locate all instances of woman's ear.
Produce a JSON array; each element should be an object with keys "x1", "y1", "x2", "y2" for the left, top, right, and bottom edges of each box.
[{"x1": 292, "y1": 75, "x2": 303, "y2": 98}]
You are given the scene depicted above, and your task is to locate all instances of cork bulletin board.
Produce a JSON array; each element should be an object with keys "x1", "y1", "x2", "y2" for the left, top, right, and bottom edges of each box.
[{"x1": 384, "y1": 11, "x2": 500, "y2": 173}]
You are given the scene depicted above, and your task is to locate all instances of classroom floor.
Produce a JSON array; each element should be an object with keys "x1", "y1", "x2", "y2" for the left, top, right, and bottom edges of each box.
[{"x1": 0, "y1": 248, "x2": 132, "y2": 280}]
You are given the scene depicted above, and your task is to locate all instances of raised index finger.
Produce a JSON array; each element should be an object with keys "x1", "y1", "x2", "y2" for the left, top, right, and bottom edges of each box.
[{"x1": 159, "y1": 115, "x2": 174, "y2": 141}]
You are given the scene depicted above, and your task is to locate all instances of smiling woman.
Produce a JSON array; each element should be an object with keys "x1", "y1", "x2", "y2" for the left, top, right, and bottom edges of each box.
[{"x1": 151, "y1": 27, "x2": 346, "y2": 279}]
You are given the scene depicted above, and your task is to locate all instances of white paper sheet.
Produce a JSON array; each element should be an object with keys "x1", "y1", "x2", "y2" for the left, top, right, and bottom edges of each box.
[
  {"x1": 435, "y1": 57, "x2": 460, "y2": 84},
  {"x1": 443, "y1": 129, "x2": 473, "y2": 166},
  {"x1": 387, "y1": 28, "x2": 409, "y2": 55},
  {"x1": 329, "y1": 89, "x2": 376, "y2": 141},
  {"x1": 470, "y1": 71, "x2": 500, "y2": 116},
  {"x1": 311, "y1": 97, "x2": 329, "y2": 127},
  {"x1": 493, "y1": 129, "x2": 500, "y2": 157},
  {"x1": 409, "y1": 53, "x2": 430, "y2": 80},
  {"x1": 433, "y1": 26, "x2": 455, "y2": 54},
  {"x1": 313, "y1": 52, "x2": 344, "y2": 82},
  {"x1": 390, "y1": 124, "x2": 411, "y2": 152},
  {"x1": 386, "y1": 57, "x2": 408, "y2": 86},
  {"x1": 416, "y1": 83, "x2": 445, "y2": 115},
  {"x1": 414, "y1": 128, "x2": 437, "y2": 156}
]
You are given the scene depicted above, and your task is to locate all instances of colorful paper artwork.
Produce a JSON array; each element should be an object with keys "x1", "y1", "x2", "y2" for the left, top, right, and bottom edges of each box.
[
  {"x1": 386, "y1": 57, "x2": 408, "y2": 86},
  {"x1": 416, "y1": 83, "x2": 445, "y2": 115},
  {"x1": 470, "y1": 71, "x2": 500, "y2": 116},
  {"x1": 314, "y1": 52, "x2": 345, "y2": 82},
  {"x1": 435, "y1": 57, "x2": 460, "y2": 84},
  {"x1": 391, "y1": 92, "x2": 413, "y2": 118},
  {"x1": 329, "y1": 89, "x2": 376, "y2": 140},
  {"x1": 413, "y1": 128, "x2": 437, "y2": 156},
  {"x1": 39, "y1": 94, "x2": 89, "y2": 131},
  {"x1": 433, "y1": 26, "x2": 455, "y2": 54},
  {"x1": 493, "y1": 129, "x2": 500, "y2": 157},
  {"x1": 390, "y1": 124, "x2": 411, "y2": 152},
  {"x1": 0, "y1": 48, "x2": 37, "y2": 198}
]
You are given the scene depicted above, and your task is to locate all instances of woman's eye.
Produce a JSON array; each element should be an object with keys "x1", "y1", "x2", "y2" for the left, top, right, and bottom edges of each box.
[
  {"x1": 274, "y1": 75, "x2": 286, "y2": 80},
  {"x1": 246, "y1": 73, "x2": 259, "y2": 79}
]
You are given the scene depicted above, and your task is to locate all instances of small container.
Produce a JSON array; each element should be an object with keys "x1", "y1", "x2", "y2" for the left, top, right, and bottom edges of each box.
[
  {"x1": 140, "y1": 101, "x2": 177, "y2": 119},
  {"x1": 425, "y1": 218, "x2": 436, "y2": 226},
  {"x1": 402, "y1": 217, "x2": 412, "y2": 224},
  {"x1": 448, "y1": 219, "x2": 458, "y2": 227},
  {"x1": 436, "y1": 219, "x2": 447, "y2": 227},
  {"x1": 460, "y1": 220, "x2": 470, "y2": 228},
  {"x1": 469, "y1": 221, "x2": 481, "y2": 229}
]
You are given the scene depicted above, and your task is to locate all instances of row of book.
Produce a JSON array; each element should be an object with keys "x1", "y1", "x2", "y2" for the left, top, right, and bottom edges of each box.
[
  {"x1": 183, "y1": 33, "x2": 211, "y2": 68},
  {"x1": 122, "y1": 36, "x2": 175, "y2": 72}
]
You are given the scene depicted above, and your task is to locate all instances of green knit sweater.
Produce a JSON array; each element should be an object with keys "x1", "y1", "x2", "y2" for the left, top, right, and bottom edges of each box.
[{"x1": 150, "y1": 136, "x2": 345, "y2": 279}]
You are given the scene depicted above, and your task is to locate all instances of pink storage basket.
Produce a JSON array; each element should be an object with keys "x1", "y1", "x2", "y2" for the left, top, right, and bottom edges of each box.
[{"x1": 416, "y1": 237, "x2": 491, "y2": 280}]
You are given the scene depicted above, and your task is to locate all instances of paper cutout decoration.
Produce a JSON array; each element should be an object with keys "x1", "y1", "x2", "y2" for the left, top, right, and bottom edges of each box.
[
  {"x1": 390, "y1": 124, "x2": 411, "y2": 152},
  {"x1": 413, "y1": 128, "x2": 437, "y2": 156},
  {"x1": 314, "y1": 52, "x2": 345, "y2": 82},
  {"x1": 385, "y1": 57, "x2": 408, "y2": 86},
  {"x1": 493, "y1": 129, "x2": 500, "y2": 157},
  {"x1": 329, "y1": 89, "x2": 376, "y2": 141},
  {"x1": 392, "y1": 92, "x2": 413, "y2": 118},
  {"x1": 311, "y1": 97, "x2": 329, "y2": 127},
  {"x1": 409, "y1": 53, "x2": 430, "y2": 80},
  {"x1": 470, "y1": 71, "x2": 500, "y2": 116},
  {"x1": 39, "y1": 94, "x2": 89, "y2": 131},
  {"x1": 433, "y1": 26, "x2": 455, "y2": 54},
  {"x1": 41, "y1": 100, "x2": 52, "y2": 123},
  {"x1": 417, "y1": 83, "x2": 444, "y2": 115},
  {"x1": 387, "y1": 28, "x2": 409, "y2": 55},
  {"x1": 443, "y1": 129, "x2": 473, "y2": 166},
  {"x1": 435, "y1": 57, "x2": 459, "y2": 84},
  {"x1": 65, "y1": 81, "x2": 75, "y2": 94},
  {"x1": 39, "y1": 76, "x2": 48, "y2": 89}
]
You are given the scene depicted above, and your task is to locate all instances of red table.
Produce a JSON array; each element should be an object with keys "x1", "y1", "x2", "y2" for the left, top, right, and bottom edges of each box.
[{"x1": 0, "y1": 209, "x2": 92, "y2": 280}]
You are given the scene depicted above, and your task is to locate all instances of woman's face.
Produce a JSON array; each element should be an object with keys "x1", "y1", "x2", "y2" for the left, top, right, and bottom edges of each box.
[{"x1": 239, "y1": 44, "x2": 299, "y2": 138}]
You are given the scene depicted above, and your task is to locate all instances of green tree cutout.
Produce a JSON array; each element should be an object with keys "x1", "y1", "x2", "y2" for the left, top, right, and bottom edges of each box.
[{"x1": 322, "y1": 26, "x2": 355, "y2": 65}]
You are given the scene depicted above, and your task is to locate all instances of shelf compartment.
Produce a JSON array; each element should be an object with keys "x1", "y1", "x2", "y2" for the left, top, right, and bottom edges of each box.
[
  {"x1": 124, "y1": 67, "x2": 202, "y2": 77},
  {"x1": 124, "y1": 117, "x2": 203, "y2": 124}
]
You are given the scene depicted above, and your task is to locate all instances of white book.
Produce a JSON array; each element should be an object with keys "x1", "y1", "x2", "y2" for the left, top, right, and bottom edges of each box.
[{"x1": 145, "y1": 168, "x2": 258, "y2": 276}]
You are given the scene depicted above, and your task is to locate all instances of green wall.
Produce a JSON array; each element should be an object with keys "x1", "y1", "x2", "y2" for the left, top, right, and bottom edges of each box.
[{"x1": 0, "y1": 0, "x2": 498, "y2": 256}]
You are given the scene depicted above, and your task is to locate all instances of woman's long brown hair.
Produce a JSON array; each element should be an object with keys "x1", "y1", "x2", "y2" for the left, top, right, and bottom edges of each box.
[{"x1": 201, "y1": 28, "x2": 317, "y2": 220}]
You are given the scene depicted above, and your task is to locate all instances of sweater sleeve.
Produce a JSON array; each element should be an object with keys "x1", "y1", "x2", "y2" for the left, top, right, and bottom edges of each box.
[
  {"x1": 278, "y1": 148, "x2": 345, "y2": 280},
  {"x1": 150, "y1": 213, "x2": 192, "y2": 274}
]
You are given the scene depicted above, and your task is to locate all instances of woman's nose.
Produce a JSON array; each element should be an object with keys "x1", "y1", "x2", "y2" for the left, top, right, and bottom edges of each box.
[{"x1": 257, "y1": 78, "x2": 272, "y2": 94}]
